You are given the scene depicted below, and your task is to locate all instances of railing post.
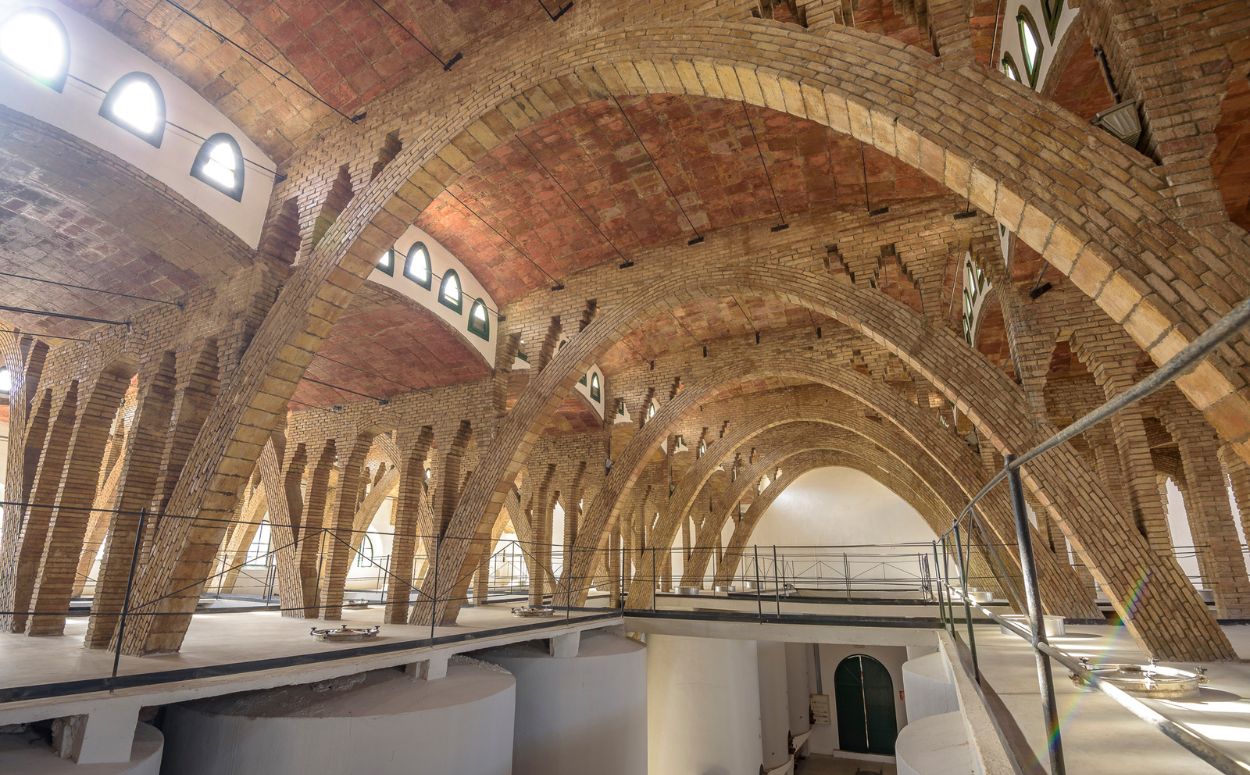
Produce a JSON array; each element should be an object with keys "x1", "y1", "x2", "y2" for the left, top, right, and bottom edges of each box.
[
  {"x1": 566, "y1": 544, "x2": 572, "y2": 621},
  {"x1": 753, "y1": 545, "x2": 763, "y2": 622},
  {"x1": 430, "y1": 536, "x2": 439, "y2": 642},
  {"x1": 651, "y1": 546, "x2": 657, "y2": 612},
  {"x1": 940, "y1": 535, "x2": 955, "y2": 635},
  {"x1": 953, "y1": 521, "x2": 979, "y2": 683},
  {"x1": 1006, "y1": 454, "x2": 1065, "y2": 775},
  {"x1": 931, "y1": 541, "x2": 946, "y2": 627},
  {"x1": 842, "y1": 552, "x2": 851, "y2": 598},
  {"x1": 773, "y1": 545, "x2": 782, "y2": 617},
  {"x1": 112, "y1": 508, "x2": 147, "y2": 684}
]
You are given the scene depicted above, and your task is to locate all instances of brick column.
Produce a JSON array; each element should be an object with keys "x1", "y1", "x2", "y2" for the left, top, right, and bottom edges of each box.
[
  {"x1": 319, "y1": 436, "x2": 370, "y2": 620},
  {"x1": 1165, "y1": 409, "x2": 1250, "y2": 618},
  {"x1": 1219, "y1": 444, "x2": 1250, "y2": 545},
  {"x1": 0, "y1": 384, "x2": 77, "y2": 633}
]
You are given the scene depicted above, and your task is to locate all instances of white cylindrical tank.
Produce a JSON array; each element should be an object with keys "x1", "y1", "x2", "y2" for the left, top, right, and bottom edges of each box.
[
  {"x1": 647, "y1": 634, "x2": 763, "y2": 775},
  {"x1": 784, "y1": 642, "x2": 813, "y2": 737},
  {"x1": 757, "y1": 640, "x2": 791, "y2": 771},
  {"x1": 160, "y1": 657, "x2": 514, "y2": 775},
  {"x1": 902, "y1": 651, "x2": 959, "y2": 722},
  {"x1": 479, "y1": 632, "x2": 647, "y2": 775},
  {"x1": 895, "y1": 711, "x2": 974, "y2": 775},
  {"x1": 0, "y1": 722, "x2": 162, "y2": 774}
]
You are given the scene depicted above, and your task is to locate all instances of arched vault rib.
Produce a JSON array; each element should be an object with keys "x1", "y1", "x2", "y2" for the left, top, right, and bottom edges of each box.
[
  {"x1": 122, "y1": 20, "x2": 1248, "y2": 658},
  {"x1": 669, "y1": 423, "x2": 1008, "y2": 604},
  {"x1": 568, "y1": 385, "x2": 1065, "y2": 614}
]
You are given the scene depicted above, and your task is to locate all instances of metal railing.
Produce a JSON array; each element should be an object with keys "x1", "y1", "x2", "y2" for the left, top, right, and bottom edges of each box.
[{"x1": 932, "y1": 290, "x2": 1250, "y2": 775}]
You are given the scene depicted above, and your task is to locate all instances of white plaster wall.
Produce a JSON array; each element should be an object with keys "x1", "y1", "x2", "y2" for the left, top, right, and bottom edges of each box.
[
  {"x1": 809, "y1": 643, "x2": 908, "y2": 757},
  {"x1": 0, "y1": 722, "x2": 162, "y2": 774},
  {"x1": 647, "y1": 634, "x2": 763, "y2": 775},
  {"x1": 368, "y1": 224, "x2": 500, "y2": 365},
  {"x1": 895, "y1": 711, "x2": 973, "y2": 775},
  {"x1": 749, "y1": 467, "x2": 937, "y2": 589},
  {"x1": 757, "y1": 640, "x2": 792, "y2": 770},
  {"x1": 160, "y1": 660, "x2": 515, "y2": 775},
  {"x1": 901, "y1": 652, "x2": 959, "y2": 723},
  {"x1": 0, "y1": 0, "x2": 275, "y2": 246},
  {"x1": 480, "y1": 632, "x2": 647, "y2": 775}
]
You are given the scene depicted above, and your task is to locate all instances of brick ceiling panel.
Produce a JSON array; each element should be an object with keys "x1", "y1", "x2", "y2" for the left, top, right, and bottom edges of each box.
[
  {"x1": 291, "y1": 283, "x2": 491, "y2": 407},
  {"x1": 418, "y1": 95, "x2": 944, "y2": 304}
]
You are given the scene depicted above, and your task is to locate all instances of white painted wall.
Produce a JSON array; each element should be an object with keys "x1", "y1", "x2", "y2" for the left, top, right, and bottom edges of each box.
[
  {"x1": 0, "y1": 722, "x2": 161, "y2": 774},
  {"x1": 750, "y1": 467, "x2": 936, "y2": 549},
  {"x1": 160, "y1": 659, "x2": 515, "y2": 775},
  {"x1": 757, "y1": 640, "x2": 792, "y2": 771},
  {"x1": 480, "y1": 632, "x2": 647, "y2": 775},
  {"x1": 809, "y1": 643, "x2": 908, "y2": 758},
  {"x1": 368, "y1": 224, "x2": 500, "y2": 365},
  {"x1": 0, "y1": 0, "x2": 275, "y2": 246},
  {"x1": 647, "y1": 634, "x2": 763, "y2": 775}
]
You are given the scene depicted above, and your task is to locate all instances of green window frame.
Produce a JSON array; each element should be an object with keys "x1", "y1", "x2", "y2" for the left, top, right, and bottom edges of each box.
[
  {"x1": 376, "y1": 249, "x2": 395, "y2": 276},
  {"x1": 1017, "y1": 10, "x2": 1044, "y2": 87},
  {"x1": 1001, "y1": 54, "x2": 1021, "y2": 83},
  {"x1": 590, "y1": 373, "x2": 601, "y2": 402},
  {"x1": 468, "y1": 298, "x2": 490, "y2": 340},
  {"x1": 404, "y1": 242, "x2": 432, "y2": 288},
  {"x1": 1041, "y1": 0, "x2": 1064, "y2": 38},
  {"x1": 191, "y1": 133, "x2": 244, "y2": 201},
  {"x1": 439, "y1": 269, "x2": 463, "y2": 313},
  {"x1": 100, "y1": 72, "x2": 166, "y2": 147}
]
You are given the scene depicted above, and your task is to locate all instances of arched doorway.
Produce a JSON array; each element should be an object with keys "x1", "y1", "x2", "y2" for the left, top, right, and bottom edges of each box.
[{"x1": 834, "y1": 654, "x2": 898, "y2": 756}]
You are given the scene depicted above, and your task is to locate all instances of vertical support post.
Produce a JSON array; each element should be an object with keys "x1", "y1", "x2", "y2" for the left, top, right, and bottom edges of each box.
[
  {"x1": 566, "y1": 544, "x2": 572, "y2": 620},
  {"x1": 941, "y1": 535, "x2": 956, "y2": 636},
  {"x1": 651, "y1": 547, "x2": 657, "y2": 612},
  {"x1": 430, "y1": 536, "x2": 439, "y2": 642},
  {"x1": 843, "y1": 552, "x2": 851, "y2": 598},
  {"x1": 773, "y1": 545, "x2": 782, "y2": 617},
  {"x1": 954, "y1": 521, "x2": 979, "y2": 682},
  {"x1": 932, "y1": 540, "x2": 946, "y2": 627},
  {"x1": 753, "y1": 545, "x2": 763, "y2": 622},
  {"x1": 1006, "y1": 455, "x2": 1065, "y2": 775},
  {"x1": 111, "y1": 509, "x2": 147, "y2": 684}
]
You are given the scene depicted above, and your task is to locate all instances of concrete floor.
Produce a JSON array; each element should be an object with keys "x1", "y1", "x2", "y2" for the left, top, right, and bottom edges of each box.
[
  {"x1": 796, "y1": 753, "x2": 896, "y2": 774},
  {"x1": 975, "y1": 621, "x2": 1250, "y2": 774},
  {"x1": 0, "y1": 603, "x2": 611, "y2": 699}
]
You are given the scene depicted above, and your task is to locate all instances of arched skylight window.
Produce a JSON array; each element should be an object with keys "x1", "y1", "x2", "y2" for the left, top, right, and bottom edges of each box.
[
  {"x1": 404, "y1": 242, "x2": 431, "y2": 288},
  {"x1": 468, "y1": 298, "x2": 490, "y2": 340},
  {"x1": 191, "y1": 133, "x2": 244, "y2": 200},
  {"x1": 0, "y1": 8, "x2": 69, "y2": 91},
  {"x1": 697, "y1": 439, "x2": 707, "y2": 458},
  {"x1": 377, "y1": 249, "x2": 395, "y2": 276},
  {"x1": 647, "y1": 400, "x2": 658, "y2": 421},
  {"x1": 439, "y1": 269, "x2": 462, "y2": 313},
  {"x1": 1018, "y1": 11, "x2": 1043, "y2": 86},
  {"x1": 100, "y1": 72, "x2": 165, "y2": 146},
  {"x1": 590, "y1": 373, "x2": 601, "y2": 402},
  {"x1": 0, "y1": 366, "x2": 11, "y2": 394},
  {"x1": 1001, "y1": 56, "x2": 1020, "y2": 83}
]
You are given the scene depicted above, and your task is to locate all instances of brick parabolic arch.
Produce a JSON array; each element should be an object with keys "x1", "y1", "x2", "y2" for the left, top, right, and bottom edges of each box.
[
  {"x1": 659, "y1": 422, "x2": 1006, "y2": 600},
  {"x1": 563, "y1": 378, "x2": 1091, "y2": 617},
  {"x1": 120, "y1": 21, "x2": 1249, "y2": 658}
]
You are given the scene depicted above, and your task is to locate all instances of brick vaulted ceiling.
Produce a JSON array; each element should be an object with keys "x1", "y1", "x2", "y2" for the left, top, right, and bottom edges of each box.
[
  {"x1": 417, "y1": 95, "x2": 945, "y2": 306},
  {"x1": 291, "y1": 283, "x2": 491, "y2": 407},
  {"x1": 0, "y1": 111, "x2": 254, "y2": 337}
]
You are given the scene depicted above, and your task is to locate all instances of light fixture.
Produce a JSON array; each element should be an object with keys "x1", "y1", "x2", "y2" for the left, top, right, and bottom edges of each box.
[{"x1": 1093, "y1": 102, "x2": 1142, "y2": 148}]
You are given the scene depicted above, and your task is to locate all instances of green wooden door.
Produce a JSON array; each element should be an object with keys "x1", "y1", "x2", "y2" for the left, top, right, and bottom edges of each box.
[{"x1": 833, "y1": 655, "x2": 898, "y2": 756}]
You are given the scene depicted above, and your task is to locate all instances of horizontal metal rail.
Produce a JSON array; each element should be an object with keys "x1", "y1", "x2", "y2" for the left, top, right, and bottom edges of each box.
[{"x1": 962, "y1": 592, "x2": 1250, "y2": 775}]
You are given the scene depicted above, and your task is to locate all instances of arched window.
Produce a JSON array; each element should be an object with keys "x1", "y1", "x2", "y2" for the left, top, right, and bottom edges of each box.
[
  {"x1": 468, "y1": 298, "x2": 490, "y2": 340},
  {"x1": 1018, "y1": 10, "x2": 1043, "y2": 86},
  {"x1": 356, "y1": 533, "x2": 375, "y2": 567},
  {"x1": 1001, "y1": 55, "x2": 1021, "y2": 83},
  {"x1": 100, "y1": 72, "x2": 165, "y2": 146},
  {"x1": 0, "y1": 365, "x2": 11, "y2": 394},
  {"x1": 0, "y1": 8, "x2": 69, "y2": 92},
  {"x1": 377, "y1": 249, "x2": 395, "y2": 276},
  {"x1": 243, "y1": 522, "x2": 271, "y2": 567},
  {"x1": 191, "y1": 133, "x2": 244, "y2": 200},
  {"x1": 589, "y1": 372, "x2": 601, "y2": 402},
  {"x1": 404, "y1": 242, "x2": 431, "y2": 288},
  {"x1": 697, "y1": 439, "x2": 706, "y2": 458},
  {"x1": 439, "y1": 269, "x2": 462, "y2": 313},
  {"x1": 646, "y1": 400, "x2": 658, "y2": 422}
]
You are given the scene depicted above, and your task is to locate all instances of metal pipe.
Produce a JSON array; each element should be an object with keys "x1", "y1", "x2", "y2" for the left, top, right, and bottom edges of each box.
[
  {"x1": 941, "y1": 535, "x2": 955, "y2": 636},
  {"x1": 932, "y1": 541, "x2": 947, "y2": 628},
  {"x1": 753, "y1": 546, "x2": 763, "y2": 622},
  {"x1": 1006, "y1": 455, "x2": 1065, "y2": 775},
  {"x1": 954, "y1": 522, "x2": 980, "y2": 683},
  {"x1": 773, "y1": 545, "x2": 782, "y2": 617},
  {"x1": 111, "y1": 509, "x2": 147, "y2": 683}
]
